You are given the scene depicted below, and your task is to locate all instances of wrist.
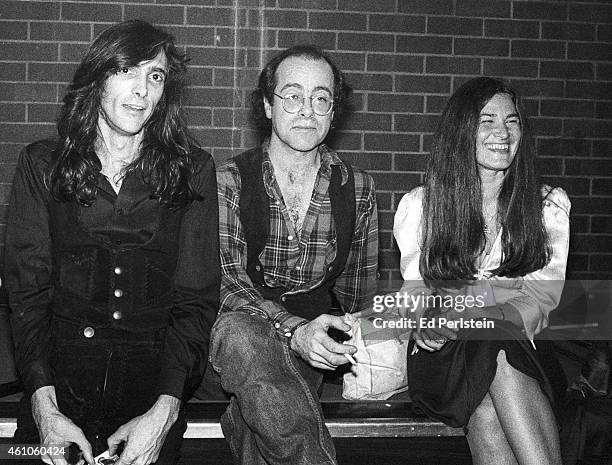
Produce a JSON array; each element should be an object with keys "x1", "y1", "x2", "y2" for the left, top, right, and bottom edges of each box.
[
  {"x1": 153, "y1": 395, "x2": 180, "y2": 418},
  {"x1": 31, "y1": 386, "x2": 61, "y2": 430},
  {"x1": 32, "y1": 386, "x2": 59, "y2": 412},
  {"x1": 288, "y1": 320, "x2": 309, "y2": 352}
]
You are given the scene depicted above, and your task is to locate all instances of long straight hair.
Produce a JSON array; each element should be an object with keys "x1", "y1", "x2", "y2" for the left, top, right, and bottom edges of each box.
[
  {"x1": 49, "y1": 20, "x2": 198, "y2": 207},
  {"x1": 420, "y1": 77, "x2": 550, "y2": 282}
]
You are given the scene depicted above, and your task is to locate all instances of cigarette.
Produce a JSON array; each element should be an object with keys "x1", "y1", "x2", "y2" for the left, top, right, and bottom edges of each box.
[{"x1": 344, "y1": 353, "x2": 357, "y2": 365}]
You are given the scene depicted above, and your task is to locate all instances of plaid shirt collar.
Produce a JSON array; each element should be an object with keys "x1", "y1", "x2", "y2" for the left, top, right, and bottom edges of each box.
[{"x1": 260, "y1": 140, "x2": 349, "y2": 199}]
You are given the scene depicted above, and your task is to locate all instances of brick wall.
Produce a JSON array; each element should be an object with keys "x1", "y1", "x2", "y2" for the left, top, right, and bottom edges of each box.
[{"x1": 1, "y1": 0, "x2": 611, "y2": 282}]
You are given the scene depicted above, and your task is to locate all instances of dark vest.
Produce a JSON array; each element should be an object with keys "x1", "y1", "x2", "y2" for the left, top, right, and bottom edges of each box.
[
  {"x1": 233, "y1": 147, "x2": 356, "y2": 320},
  {"x1": 48, "y1": 188, "x2": 183, "y2": 334}
]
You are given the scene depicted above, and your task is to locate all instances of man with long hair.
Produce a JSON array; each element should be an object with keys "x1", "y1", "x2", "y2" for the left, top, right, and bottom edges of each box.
[
  {"x1": 4, "y1": 20, "x2": 220, "y2": 465},
  {"x1": 212, "y1": 45, "x2": 378, "y2": 464}
]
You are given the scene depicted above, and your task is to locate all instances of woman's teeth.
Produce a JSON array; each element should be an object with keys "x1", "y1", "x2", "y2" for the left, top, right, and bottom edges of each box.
[{"x1": 486, "y1": 143, "x2": 509, "y2": 151}]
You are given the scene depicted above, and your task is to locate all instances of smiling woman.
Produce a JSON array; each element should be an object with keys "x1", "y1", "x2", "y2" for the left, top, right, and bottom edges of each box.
[
  {"x1": 394, "y1": 77, "x2": 570, "y2": 465},
  {"x1": 476, "y1": 93, "x2": 522, "y2": 177}
]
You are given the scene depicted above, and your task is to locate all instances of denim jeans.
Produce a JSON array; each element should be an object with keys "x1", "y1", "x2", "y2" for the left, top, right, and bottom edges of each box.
[{"x1": 210, "y1": 311, "x2": 337, "y2": 465}]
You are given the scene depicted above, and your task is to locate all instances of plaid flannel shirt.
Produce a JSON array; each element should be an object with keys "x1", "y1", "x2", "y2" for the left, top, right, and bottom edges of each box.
[{"x1": 217, "y1": 144, "x2": 378, "y2": 337}]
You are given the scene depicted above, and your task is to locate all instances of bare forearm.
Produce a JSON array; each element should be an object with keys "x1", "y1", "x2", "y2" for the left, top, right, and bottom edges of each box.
[{"x1": 31, "y1": 386, "x2": 60, "y2": 424}]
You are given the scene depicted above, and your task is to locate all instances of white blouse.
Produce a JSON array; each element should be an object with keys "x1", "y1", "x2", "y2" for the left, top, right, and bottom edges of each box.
[{"x1": 393, "y1": 185, "x2": 571, "y2": 340}]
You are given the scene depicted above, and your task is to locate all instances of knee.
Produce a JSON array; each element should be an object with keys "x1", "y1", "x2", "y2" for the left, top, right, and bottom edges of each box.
[
  {"x1": 495, "y1": 350, "x2": 538, "y2": 386},
  {"x1": 495, "y1": 350, "x2": 513, "y2": 376},
  {"x1": 210, "y1": 312, "x2": 274, "y2": 370},
  {"x1": 473, "y1": 393, "x2": 496, "y2": 422}
]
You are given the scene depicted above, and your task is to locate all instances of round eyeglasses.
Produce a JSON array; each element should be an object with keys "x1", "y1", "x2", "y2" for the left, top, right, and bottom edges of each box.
[{"x1": 273, "y1": 92, "x2": 334, "y2": 116}]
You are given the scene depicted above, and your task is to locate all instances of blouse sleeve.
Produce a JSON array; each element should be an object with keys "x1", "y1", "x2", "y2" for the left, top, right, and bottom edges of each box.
[
  {"x1": 393, "y1": 187, "x2": 425, "y2": 281},
  {"x1": 393, "y1": 187, "x2": 432, "y2": 320},
  {"x1": 496, "y1": 187, "x2": 571, "y2": 339}
]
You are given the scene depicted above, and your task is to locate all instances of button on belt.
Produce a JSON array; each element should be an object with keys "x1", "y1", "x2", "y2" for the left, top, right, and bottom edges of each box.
[
  {"x1": 83, "y1": 327, "x2": 95, "y2": 338},
  {"x1": 114, "y1": 289, "x2": 123, "y2": 298}
]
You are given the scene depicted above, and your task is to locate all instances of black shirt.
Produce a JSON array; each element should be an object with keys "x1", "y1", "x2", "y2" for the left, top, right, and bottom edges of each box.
[{"x1": 4, "y1": 139, "x2": 220, "y2": 400}]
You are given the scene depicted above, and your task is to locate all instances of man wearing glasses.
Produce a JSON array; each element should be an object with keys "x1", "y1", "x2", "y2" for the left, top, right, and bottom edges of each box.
[{"x1": 212, "y1": 45, "x2": 378, "y2": 464}]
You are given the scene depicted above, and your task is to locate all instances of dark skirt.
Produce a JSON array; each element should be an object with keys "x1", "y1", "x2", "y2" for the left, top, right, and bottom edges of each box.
[{"x1": 408, "y1": 319, "x2": 554, "y2": 428}]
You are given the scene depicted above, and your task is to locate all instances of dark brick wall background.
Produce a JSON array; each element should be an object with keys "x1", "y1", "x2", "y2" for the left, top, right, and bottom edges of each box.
[{"x1": 0, "y1": 0, "x2": 611, "y2": 282}]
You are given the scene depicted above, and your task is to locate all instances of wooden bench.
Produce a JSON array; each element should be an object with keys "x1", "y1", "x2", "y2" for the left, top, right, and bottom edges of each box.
[{"x1": 0, "y1": 391, "x2": 464, "y2": 440}]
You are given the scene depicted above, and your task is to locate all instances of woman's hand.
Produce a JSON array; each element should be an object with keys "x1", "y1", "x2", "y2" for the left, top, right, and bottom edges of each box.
[{"x1": 412, "y1": 308, "x2": 459, "y2": 352}]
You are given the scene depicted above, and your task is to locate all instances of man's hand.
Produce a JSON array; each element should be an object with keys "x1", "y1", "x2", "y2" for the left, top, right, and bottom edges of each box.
[
  {"x1": 289, "y1": 314, "x2": 356, "y2": 370},
  {"x1": 107, "y1": 394, "x2": 180, "y2": 465},
  {"x1": 31, "y1": 386, "x2": 94, "y2": 465}
]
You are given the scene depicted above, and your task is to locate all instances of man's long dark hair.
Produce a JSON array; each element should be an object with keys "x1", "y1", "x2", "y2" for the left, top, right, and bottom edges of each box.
[
  {"x1": 49, "y1": 20, "x2": 197, "y2": 207},
  {"x1": 420, "y1": 77, "x2": 550, "y2": 282},
  {"x1": 251, "y1": 44, "x2": 352, "y2": 142}
]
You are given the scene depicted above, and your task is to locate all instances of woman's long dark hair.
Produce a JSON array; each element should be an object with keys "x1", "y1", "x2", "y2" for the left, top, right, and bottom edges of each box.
[
  {"x1": 49, "y1": 20, "x2": 197, "y2": 207},
  {"x1": 420, "y1": 77, "x2": 550, "y2": 282}
]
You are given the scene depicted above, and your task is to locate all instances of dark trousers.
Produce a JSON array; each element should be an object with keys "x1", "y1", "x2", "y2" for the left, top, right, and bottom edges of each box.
[{"x1": 15, "y1": 323, "x2": 186, "y2": 464}]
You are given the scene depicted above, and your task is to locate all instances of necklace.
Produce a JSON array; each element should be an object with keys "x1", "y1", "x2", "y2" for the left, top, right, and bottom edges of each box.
[
  {"x1": 483, "y1": 209, "x2": 498, "y2": 235},
  {"x1": 95, "y1": 139, "x2": 138, "y2": 194}
]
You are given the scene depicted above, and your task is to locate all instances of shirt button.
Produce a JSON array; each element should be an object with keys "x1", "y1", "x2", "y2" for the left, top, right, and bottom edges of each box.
[
  {"x1": 328, "y1": 265, "x2": 334, "y2": 272},
  {"x1": 112, "y1": 311, "x2": 122, "y2": 320},
  {"x1": 281, "y1": 296, "x2": 287, "y2": 302},
  {"x1": 83, "y1": 327, "x2": 95, "y2": 338},
  {"x1": 295, "y1": 265, "x2": 301, "y2": 270},
  {"x1": 114, "y1": 289, "x2": 123, "y2": 298},
  {"x1": 274, "y1": 322, "x2": 281, "y2": 329},
  {"x1": 287, "y1": 235, "x2": 294, "y2": 241},
  {"x1": 114, "y1": 267, "x2": 122, "y2": 275},
  {"x1": 284, "y1": 332, "x2": 292, "y2": 337},
  {"x1": 116, "y1": 208, "x2": 125, "y2": 215},
  {"x1": 255, "y1": 265, "x2": 262, "y2": 271}
]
